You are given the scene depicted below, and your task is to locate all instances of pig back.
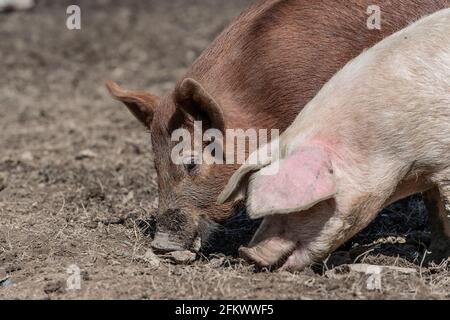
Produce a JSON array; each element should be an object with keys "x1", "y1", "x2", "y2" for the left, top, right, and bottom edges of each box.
[{"x1": 186, "y1": 0, "x2": 450, "y2": 133}]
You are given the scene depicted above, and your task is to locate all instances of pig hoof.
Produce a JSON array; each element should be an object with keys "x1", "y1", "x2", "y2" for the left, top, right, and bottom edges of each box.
[{"x1": 166, "y1": 250, "x2": 197, "y2": 265}]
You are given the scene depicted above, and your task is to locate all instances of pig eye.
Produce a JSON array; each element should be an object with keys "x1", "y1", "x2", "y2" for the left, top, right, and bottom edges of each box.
[{"x1": 183, "y1": 156, "x2": 200, "y2": 175}]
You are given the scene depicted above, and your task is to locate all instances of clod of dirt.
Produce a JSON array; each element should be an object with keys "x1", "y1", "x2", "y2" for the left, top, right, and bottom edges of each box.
[
  {"x1": 43, "y1": 281, "x2": 64, "y2": 294},
  {"x1": 95, "y1": 216, "x2": 125, "y2": 225},
  {"x1": 142, "y1": 249, "x2": 161, "y2": 268},
  {"x1": 166, "y1": 251, "x2": 197, "y2": 265},
  {"x1": 20, "y1": 151, "x2": 34, "y2": 162},
  {"x1": 75, "y1": 149, "x2": 98, "y2": 160},
  {"x1": 0, "y1": 252, "x2": 17, "y2": 264},
  {"x1": 5, "y1": 263, "x2": 22, "y2": 274},
  {"x1": 208, "y1": 256, "x2": 225, "y2": 268},
  {"x1": 84, "y1": 221, "x2": 98, "y2": 229},
  {"x1": 81, "y1": 271, "x2": 90, "y2": 281},
  {"x1": 94, "y1": 212, "x2": 140, "y2": 228},
  {"x1": 205, "y1": 254, "x2": 240, "y2": 268}
]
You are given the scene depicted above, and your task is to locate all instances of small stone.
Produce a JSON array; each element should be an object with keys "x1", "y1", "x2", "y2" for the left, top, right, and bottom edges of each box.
[
  {"x1": 122, "y1": 191, "x2": 134, "y2": 205},
  {"x1": 192, "y1": 236, "x2": 201, "y2": 252},
  {"x1": 0, "y1": 278, "x2": 13, "y2": 288},
  {"x1": 142, "y1": 249, "x2": 161, "y2": 268},
  {"x1": 20, "y1": 151, "x2": 34, "y2": 162},
  {"x1": 209, "y1": 257, "x2": 225, "y2": 268},
  {"x1": 166, "y1": 251, "x2": 196, "y2": 265},
  {"x1": 304, "y1": 278, "x2": 315, "y2": 288},
  {"x1": 75, "y1": 149, "x2": 97, "y2": 160},
  {"x1": 326, "y1": 283, "x2": 340, "y2": 291}
]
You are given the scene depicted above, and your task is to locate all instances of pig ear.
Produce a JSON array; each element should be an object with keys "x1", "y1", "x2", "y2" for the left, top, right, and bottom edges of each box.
[
  {"x1": 246, "y1": 145, "x2": 336, "y2": 219},
  {"x1": 175, "y1": 78, "x2": 225, "y2": 133},
  {"x1": 218, "y1": 142, "x2": 277, "y2": 205},
  {"x1": 106, "y1": 80, "x2": 159, "y2": 128},
  {"x1": 217, "y1": 162, "x2": 263, "y2": 205}
]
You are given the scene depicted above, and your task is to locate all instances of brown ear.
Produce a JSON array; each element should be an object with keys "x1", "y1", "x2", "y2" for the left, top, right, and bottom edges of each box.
[
  {"x1": 175, "y1": 78, "x2": 225, "y2": 133},
  {"x1": 106, "y1": 80, "x2": 159, "y2": 128}
]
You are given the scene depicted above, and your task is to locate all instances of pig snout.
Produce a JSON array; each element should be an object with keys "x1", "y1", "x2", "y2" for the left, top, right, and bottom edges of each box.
[
  {"x1": 152, "y1": 232, "x2": 186, "y2": 253},
  {"x1": 151, "y1": 209, "x2": 197, "y2": 253}
]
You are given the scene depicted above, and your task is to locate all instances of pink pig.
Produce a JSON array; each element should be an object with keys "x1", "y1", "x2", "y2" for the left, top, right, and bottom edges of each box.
[{"x1": 218, "y1": 8, "x2": 450, "y2": 270}]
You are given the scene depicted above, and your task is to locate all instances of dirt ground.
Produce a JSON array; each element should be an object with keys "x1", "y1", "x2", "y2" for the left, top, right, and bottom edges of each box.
[{"x1": 0, "y1": 0, "x2": 449, "y2": 300}]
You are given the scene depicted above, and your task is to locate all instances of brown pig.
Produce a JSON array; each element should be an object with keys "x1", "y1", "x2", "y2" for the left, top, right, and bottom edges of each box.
[
  {"x1": 218, "y1": 8, "x2": 450, "y2": 270},
  {"x1": 107, "y1": 0, "x2": 450, "y2": 253}
]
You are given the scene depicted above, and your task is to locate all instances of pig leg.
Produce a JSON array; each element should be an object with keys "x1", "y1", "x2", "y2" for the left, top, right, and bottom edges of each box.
[{"x1": 423, "y1": 185, "x2": 450, "y2": 261}]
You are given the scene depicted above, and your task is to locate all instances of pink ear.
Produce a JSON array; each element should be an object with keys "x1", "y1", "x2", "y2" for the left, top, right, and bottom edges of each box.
[{"x1": 247, "y1": 145, "x2": 336, "y2": 219}]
